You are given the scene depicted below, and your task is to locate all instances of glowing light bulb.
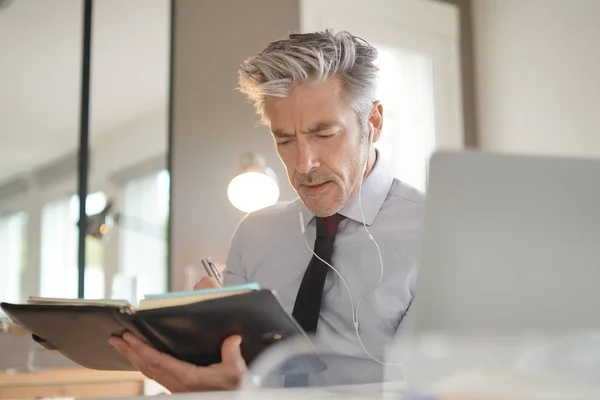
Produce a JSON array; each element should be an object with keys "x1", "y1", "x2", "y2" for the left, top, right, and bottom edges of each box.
[{"x1": 227, "y1": 171, "x2": 279, "y2": 213}]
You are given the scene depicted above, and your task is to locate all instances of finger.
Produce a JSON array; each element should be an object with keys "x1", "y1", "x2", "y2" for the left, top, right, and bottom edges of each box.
[
  {"x1": 113, "y1": 335, "x2": 148, "y2": 370},
  {"x1": 221, "y1": 335, "x2": 247, "y2": 374},
  {"x1": 108, "y1": 336, "x2": 129, "y2": 355},
  {"x1": 122, "y1": 332, "x2": 199, "y2": 381},
  {"x1": 194, "y1": 276, "x2": 221, "y2": 290},
  {"x1": 120, "y1": 333, "x2": 187, "y2": 391},
  {"x1": 109, "y1": 336, "x2": 147, "y2": 372}
]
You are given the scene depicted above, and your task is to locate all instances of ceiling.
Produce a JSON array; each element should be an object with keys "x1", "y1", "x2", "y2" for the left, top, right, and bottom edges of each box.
[{"x1": 0, "y1": 0, "x2": 170, "y2": 185}]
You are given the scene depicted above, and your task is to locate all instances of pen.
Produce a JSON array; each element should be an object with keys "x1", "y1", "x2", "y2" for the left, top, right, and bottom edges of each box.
[{"x1": 200, "y1": 257, "x2": 223, "y2": 285}]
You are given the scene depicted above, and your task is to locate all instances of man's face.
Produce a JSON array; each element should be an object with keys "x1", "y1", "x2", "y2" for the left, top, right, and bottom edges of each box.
[{"x1": 264, "y1": 77, "x2": 377, "y2": 217}]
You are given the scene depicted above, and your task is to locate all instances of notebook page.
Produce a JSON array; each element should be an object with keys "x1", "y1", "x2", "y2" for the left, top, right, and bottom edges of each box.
[
  {"x1": 27, "y1": 297, "x2": 131, "y2": 307},
  {"x1": 137, "y1": 283, "x2": 260, "y2": 310}
]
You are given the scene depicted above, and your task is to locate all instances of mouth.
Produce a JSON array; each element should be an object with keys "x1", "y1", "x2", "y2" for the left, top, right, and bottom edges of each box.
[{"x1": 301, "y1": 181, "x2": 331, "y2": 196}]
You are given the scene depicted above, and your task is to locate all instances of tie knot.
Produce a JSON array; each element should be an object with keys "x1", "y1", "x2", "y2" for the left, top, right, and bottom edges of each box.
[{"x1": 316, "y1": 214, "x2": 345, "y2": 239}]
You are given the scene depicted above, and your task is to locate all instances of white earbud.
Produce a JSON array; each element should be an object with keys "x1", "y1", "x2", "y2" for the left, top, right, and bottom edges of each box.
[{"x1": 362, "y1": 124, "x2": 374, "y2": 176}]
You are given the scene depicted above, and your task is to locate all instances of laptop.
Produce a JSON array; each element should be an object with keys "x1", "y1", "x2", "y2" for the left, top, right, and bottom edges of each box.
[{"x1": 398, "y1": 150, "x2": 600, "y2": 391}]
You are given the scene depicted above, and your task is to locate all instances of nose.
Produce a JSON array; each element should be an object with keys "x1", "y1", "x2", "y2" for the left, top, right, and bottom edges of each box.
[{"x1": 295, "y1": 142, "x2": 320, "y2": 174}]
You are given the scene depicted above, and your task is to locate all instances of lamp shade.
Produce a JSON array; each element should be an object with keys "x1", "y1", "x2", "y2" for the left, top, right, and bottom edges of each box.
[{"x1": 228, "y1": 153, "x2": 279, "y2": 213}]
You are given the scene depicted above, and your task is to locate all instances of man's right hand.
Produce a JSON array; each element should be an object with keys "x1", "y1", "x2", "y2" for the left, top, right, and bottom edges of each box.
[{"x1": 194, "y1": 276, "x2": 221, "y2": 290}]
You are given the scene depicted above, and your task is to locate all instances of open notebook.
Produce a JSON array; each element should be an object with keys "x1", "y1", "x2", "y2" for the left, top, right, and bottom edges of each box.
[
  {"x1": 26, "y1": 283, "x2": 260, "y2": 310},
  {"x1": 1, "y1": 284, "x2": 313, "y2": 372}
]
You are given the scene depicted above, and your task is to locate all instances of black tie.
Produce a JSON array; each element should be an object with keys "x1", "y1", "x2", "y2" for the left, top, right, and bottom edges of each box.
[
  {"x1": 284, "y1": 215, "x2": 345, "y2": 387},
  {"x1": 292, "y1": 214, "x2": 345, "y2": 333}
]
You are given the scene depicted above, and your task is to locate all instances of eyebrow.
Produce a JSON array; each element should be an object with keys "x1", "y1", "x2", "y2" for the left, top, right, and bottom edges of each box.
[{"x1": 272, "y1": 123, "x2": 341, "y2": 138}]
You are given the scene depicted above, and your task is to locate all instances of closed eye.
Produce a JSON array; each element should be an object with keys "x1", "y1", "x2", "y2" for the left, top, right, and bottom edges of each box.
[
  {"x1": 317, "y1": 134, "x2": 335, "y2": 139},
  {"x1": 276, "y1": 138, "x2": 294, "y2": 146}
]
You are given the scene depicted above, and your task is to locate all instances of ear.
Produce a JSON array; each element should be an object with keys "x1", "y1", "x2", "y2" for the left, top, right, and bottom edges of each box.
[{"x1": 367, "y1": 101, "x2": 383, "y2": 143}]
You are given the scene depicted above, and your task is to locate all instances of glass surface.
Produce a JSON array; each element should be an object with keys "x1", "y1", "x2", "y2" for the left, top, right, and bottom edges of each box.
[
  {"x1": 374, "y1": 45, "x2": 436, "y2": 192},
  {"x1": 119, "y1": 170, "x2": 170, "y2": 298},
  {"x1": 39, "y1": 192, "x2": 106, "y2": 298},
  {"x1": 0, "y1": 0, "x2": 82, "y2": 302},
  {"x1": 0, "y1": 212, "x2": 27, "y2": 305},
  {"x1": 0, "y1": 0, "x2": 171, "y2": 303},
  {"x1": 87, "y1": 0, "x2": 171, "y2": 298}
]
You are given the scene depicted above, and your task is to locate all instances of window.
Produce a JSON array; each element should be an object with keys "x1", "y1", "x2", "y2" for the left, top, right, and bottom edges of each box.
[
  {"x1": 374, "y1": 45, "x2": 436, "y2": 192},
  {"x1": 83, "y1": 192, "x2": 108, "y2": 299},
  {"x1": 40, "y1": 197, "x2": 78, "y2": 298},
  {"x1": 119, "y1": 170, "x2": 169, "y2": 300},
  {"x1": 0, "y1": 212, "x2": 27, "y2": 304},
  {"x1": 39, "y1": 192, "x2": 106, "y2": 299}
]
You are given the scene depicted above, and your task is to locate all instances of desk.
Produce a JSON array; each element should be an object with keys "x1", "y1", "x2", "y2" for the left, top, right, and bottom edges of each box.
[{"x1": 0, "y1": 368, "x2": 146, "y2": 399}]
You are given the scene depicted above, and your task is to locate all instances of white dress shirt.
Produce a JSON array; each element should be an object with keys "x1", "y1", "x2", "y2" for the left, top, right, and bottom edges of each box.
[{"x1": 224, "y1": 152, "x2": 424, "y2": 386}]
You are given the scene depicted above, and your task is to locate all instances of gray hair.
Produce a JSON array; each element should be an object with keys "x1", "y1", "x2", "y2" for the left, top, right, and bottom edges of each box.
[{"x1": 237, "y1": 30, "x2": 379, "y2": 129}]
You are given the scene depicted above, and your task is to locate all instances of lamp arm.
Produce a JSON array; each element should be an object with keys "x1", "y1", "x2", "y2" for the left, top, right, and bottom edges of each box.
[{"x1": 113, "y1": 213, "x2": 166, "y2": 241}]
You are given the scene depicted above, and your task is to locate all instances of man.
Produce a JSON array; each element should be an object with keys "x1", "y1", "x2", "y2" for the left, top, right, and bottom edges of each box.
[{"x1": 110, "y1": 30, "x2": 423, "y2": 392}]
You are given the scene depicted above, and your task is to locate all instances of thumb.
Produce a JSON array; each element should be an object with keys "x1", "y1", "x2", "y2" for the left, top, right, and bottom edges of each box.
[{"x1": 221, "y1": 335, "x2": 247, "y2": 372}]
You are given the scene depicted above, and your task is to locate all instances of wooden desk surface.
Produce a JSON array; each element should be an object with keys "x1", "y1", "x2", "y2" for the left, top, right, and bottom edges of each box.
[{"x1": 0, "y1": 368, "x2": 146, "y2": 399}]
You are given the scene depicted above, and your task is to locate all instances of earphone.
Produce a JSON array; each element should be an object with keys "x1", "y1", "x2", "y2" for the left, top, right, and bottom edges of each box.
[{"x1": 297, "y1": 123, "x2": 403, "y2": 366}]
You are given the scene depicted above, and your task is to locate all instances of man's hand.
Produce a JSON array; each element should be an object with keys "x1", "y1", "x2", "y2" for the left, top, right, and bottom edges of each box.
[
  {"x1": 109, "y1": 333, "x2": 247, "y2": 392},
  {"x1": 194, "y1": 276, "x2": 221, "y2": 290}
]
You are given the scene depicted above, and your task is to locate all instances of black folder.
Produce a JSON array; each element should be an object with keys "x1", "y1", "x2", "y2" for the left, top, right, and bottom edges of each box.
[{"x1": 1, "y1": 289, "x2": 321, "y2": 373}]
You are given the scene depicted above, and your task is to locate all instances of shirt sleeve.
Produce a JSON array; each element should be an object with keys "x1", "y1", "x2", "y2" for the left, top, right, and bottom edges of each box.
[{"x1": 223, "y1": 216, "x2": 249, "y2": 286}]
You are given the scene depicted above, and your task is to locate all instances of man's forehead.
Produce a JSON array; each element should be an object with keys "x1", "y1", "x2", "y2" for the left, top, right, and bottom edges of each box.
[
  {"x1": 264, "y1": 80, "x2": 352, "y2": 132},
  {"x1": 264, "y1": 78, "x2": 344, "y2": 111},
  {"x1": 266, "y1": 105, "x2": 350, "y2": 134}
]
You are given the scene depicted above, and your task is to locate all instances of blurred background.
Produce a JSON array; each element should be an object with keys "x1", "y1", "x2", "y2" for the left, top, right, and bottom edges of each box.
[
  {"x1": 0, "y1": 0, "x2": 170, "y2": 306},
  {"x1": 1, "y1": 0, "x2": 599, "y2": 397}
]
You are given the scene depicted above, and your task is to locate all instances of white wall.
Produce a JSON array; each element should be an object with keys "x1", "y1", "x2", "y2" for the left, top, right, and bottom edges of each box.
[
  {"x1": 472, "y1": 0, "x2": 600, "y2": 156},
  {"x1": 170, "y1": 0, "x2": 299, "y2": 291}
]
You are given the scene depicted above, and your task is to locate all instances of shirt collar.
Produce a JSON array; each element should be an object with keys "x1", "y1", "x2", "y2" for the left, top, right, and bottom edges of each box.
[{"x1": 299, "y1": 150, "x2": 395, "y2": 227}]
